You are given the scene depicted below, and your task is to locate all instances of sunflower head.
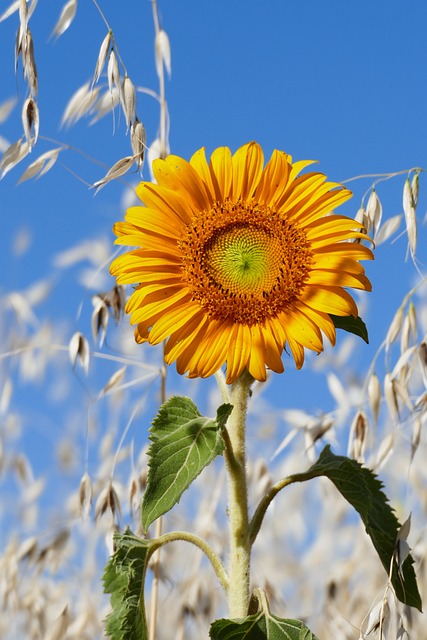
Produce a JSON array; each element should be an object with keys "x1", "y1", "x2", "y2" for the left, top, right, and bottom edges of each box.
[{"x1": 111, "y1": 142, "x2": 373, "y2": 384}]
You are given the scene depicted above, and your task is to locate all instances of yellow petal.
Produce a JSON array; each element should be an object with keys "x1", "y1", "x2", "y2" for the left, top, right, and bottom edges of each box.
[
  {"x1": 148, "y1": 301, "x2": 202, "y2": 344},
  {"x1": 190, "y1": 147, "x2": 216, "y2": 198},
  {"x1": 307, "y1": 269, "x2": 372, "y2": 291},
  {"x1": 285, "y1": 308, "x2": 324, "y2": 352},
  {"x1": 152, "y1": 157, "x2": 210, "y2": 213},
  {"x1": 225, "y1": 323, "x2": 252, "y2": 383},
  {"x1": 315, "y1": 243, "x2": 374, "y2": 260},
  {"x1": 294, "y1": 302, "x2": 336, "y2": 346},
  {"x1": 209, "y1": 146, "x2": 233, "y2": 200},
  {"x1": 301, "y1": 285, "x2": 358, "y2": 317},
  {"x1": 231, "y1": 142, "x2": 264, "y2": 200},
  {"x1": 138, "y1": 182, "x2": 192, "y2": 225},
  {"x1": 286, "y1": 335, "x2": 305, "y2": 369},
  {"x1": 125, "y1": 206, "x2": 184, "y2": 239},
  {"x1": 254, "y1": 149, "x2": 290, "y2": 207},
  {"x1": 130, "y1": 288, "x2": 190, "y2": 325},
  {"x1": 246, "y1": 325, "x2": 268, "y2": 383}
]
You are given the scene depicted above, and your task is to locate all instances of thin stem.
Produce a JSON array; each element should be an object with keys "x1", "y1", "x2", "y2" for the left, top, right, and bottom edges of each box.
[
  {"x1": 151, "y1": 0, "x2": 168, "y2": 157},
  {"x1": 223, "y1": 369, "x2": 253, "y2": 618},
  {"x1": 148, "y1": 344, "x2": 167, "y2": 640},
  {"x1": 248, "y1": 474, "x2": 302, "y2": 546},
  {"x1": 152, "y1": 531, "x2": 229, "y2": 593},
  {"x1": 341, "y1": 167, "x2": 424, "y2": 185}
]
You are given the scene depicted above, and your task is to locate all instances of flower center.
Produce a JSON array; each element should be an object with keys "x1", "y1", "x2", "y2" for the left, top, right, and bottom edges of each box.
[
  {"x1": 179, "y1": 199, "x2": 313, "y2": 325},
  {"x1": 206, "y1": 225, "x2": 283, "y2": 296}
]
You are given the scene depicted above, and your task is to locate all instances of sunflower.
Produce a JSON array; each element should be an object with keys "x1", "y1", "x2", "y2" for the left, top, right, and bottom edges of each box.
[{"x1": 111, "y1": 142, "x2": 373, "y2": 384}]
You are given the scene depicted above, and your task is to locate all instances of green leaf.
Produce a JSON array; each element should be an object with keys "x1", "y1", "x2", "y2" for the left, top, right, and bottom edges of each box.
[
  {"x1": 210, "y1": 615, "x2": 320, "y2": 639},
  {"x1": 103, "y1": 529, "x2": 154, "y2": 640},
  {"x1": 304, "y1": 446, "x2": 422, "y2": 611},
  {"x1": 329, "y1": 314, "x2": 369, "y2": 343},
  {"x1": 142, "y1": 396, "x2": 233, "y2": 532}
]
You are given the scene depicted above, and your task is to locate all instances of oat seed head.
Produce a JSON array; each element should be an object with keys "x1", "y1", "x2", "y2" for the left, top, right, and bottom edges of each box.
[
  {"x1": 92, "y1": 30, "x2": 112, "y2": 86},
  {"x1": 51, "y1": 0, "x2": 77, "y2": 40}
]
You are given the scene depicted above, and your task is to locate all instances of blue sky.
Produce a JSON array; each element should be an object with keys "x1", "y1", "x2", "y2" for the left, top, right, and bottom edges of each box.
[{"x1": 1, "y1": 0, "x2": 427, "y2": 483}]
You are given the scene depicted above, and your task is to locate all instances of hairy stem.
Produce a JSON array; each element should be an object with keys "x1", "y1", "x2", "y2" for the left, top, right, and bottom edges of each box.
[
  {"x1": 148, "y1": 343, "x2": 167, "y2": 640},
  {"x1": 223, "y1": 369, "x2": 253, "y2": 617},
  {"x1": 152, "y1": 531, "x2": 229, "y2": 593},
  {"x1": 248, "y1": 470, "x2": 318, "y2": 546}
]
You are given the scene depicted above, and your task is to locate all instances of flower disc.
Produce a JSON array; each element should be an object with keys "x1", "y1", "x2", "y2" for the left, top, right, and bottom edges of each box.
[{"x1": 111, "y1": 142, "x2": 373, "y2": 383}]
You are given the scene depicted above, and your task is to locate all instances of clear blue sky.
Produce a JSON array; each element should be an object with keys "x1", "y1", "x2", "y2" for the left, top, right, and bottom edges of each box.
[{"x1": 1, "y1": 0, "x2": 426, "y2": 481}]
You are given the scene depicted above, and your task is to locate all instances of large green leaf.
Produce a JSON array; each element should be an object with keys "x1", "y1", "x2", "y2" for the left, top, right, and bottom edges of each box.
[
  {"x1": 103, "y1": 529, "x2": 154, "y2": 640},
  {"x1": 210, "y1": 615, "x2": 319, "y2": 639},
  {"x1": 142, "y1": 396, "x2": 233, "y2": 532},
  {"x1": 304, "y1": 446, "x2": 421, "y2": 610},
  {"x1": 329, "y1": 314, "x2": 369, "y2": 343}
]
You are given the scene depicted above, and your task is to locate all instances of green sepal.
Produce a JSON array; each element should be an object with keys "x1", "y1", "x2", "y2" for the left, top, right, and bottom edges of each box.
[
  {"x1": 329, "y1": 314, "x2": 369, "y2": 343},
  {"x1": 142, "y1": 396, "x2": 233, "y2": 532},
  {"x1": 103, "y1": 528, "x2": 154, "y2": 640}
]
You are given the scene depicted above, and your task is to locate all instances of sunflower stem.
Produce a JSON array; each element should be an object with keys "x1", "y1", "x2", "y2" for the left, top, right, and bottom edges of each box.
[{"x1": 224, "y1": 369, "x2": 253, "y2": 618}]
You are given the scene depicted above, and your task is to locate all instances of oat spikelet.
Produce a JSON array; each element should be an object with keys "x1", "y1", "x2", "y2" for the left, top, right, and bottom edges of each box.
[
  {"x1": 0, "y1": 97, "x2": 17, "y2": 123},
  {"x1": 61, "y1": 82, "x2": 100, "y2": 127},
  {"x1": 121, "y1": 75, "x2": 136, "y2": 130},
  {"x1": 155, "y1": 29, "x2": 172, "y2": 78},
  {"x1": 131, "y1": 117, "x2": 146, "y2": 170},
  {"x1": 18, "y1": 146, "x2": 63, "y2": 183},
  {"x1": 418, "y1": 341, "x2": 427, "y2": 387},
  {"x1": 45, "y1": 604, "x2": 69, "y2": 640},
  {"x1": 91, "y1": 295, "x2": 109, "y2": 346},
  {"x1": 51, "y1": 0, "x2": 77, "y2": 39},
  {"x1": 375, "y1": 213, "x2": 402, "y2": 246},
  {"x1": 384, "y1": 373, "x2": 399, "y2": 422},
  {"x1": 95, "y1": 482, "x2": 122, "y2": 522},
  {"x1": 100, "y1": 366, "x2": 126, "y2": 396},
  {"x1": 366, "y1": 188, "x2": 382, "y2": 238},
  {"x1": 386, "y1": 306, "x2": 403, "y2": 350},
  {"x1": 107, "y1": 49, "x2": 120, "y2": 96},
  {"x1": 79, "y1": 472, "x2": 92, "y2": 518},
  {"x1": 403, "y1": 177, "x2": 417, "y2": 258},
  {"x1": 367, "y1": 373, "x2": 381, "y2": 425},
  {"x1": 22, "y1": 29, "x2": 38, "y2": 97},
  {"x1": 69, "y1": 331, "x2": 90, "y2": 374},
  {"x1": 92, "y1": 155, "x2": 134, "y2": 192},
  {"x1": 0, "y1": 138, "x2": 29, "y2": 178},
  {"x1": 411, "y1": 171, "x2": 419, "y2": 207},
  {"x1": 21, "y1": 97, "x2": 39, "y2": 149},
  {"x1": 348, "y1": 410, "x2": 369, "y2": 462},
  {"x1": 92, "y1": 30, "x2": 112, "y2": 86}
]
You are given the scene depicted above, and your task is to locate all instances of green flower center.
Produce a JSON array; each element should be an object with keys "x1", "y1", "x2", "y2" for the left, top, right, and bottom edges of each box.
[
  {"x1": 206, "y1": 225, "x2": 283, "y2": 296},
  {"x1": 179, "y1": 199, "x2": 313, "y2": 325}
]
